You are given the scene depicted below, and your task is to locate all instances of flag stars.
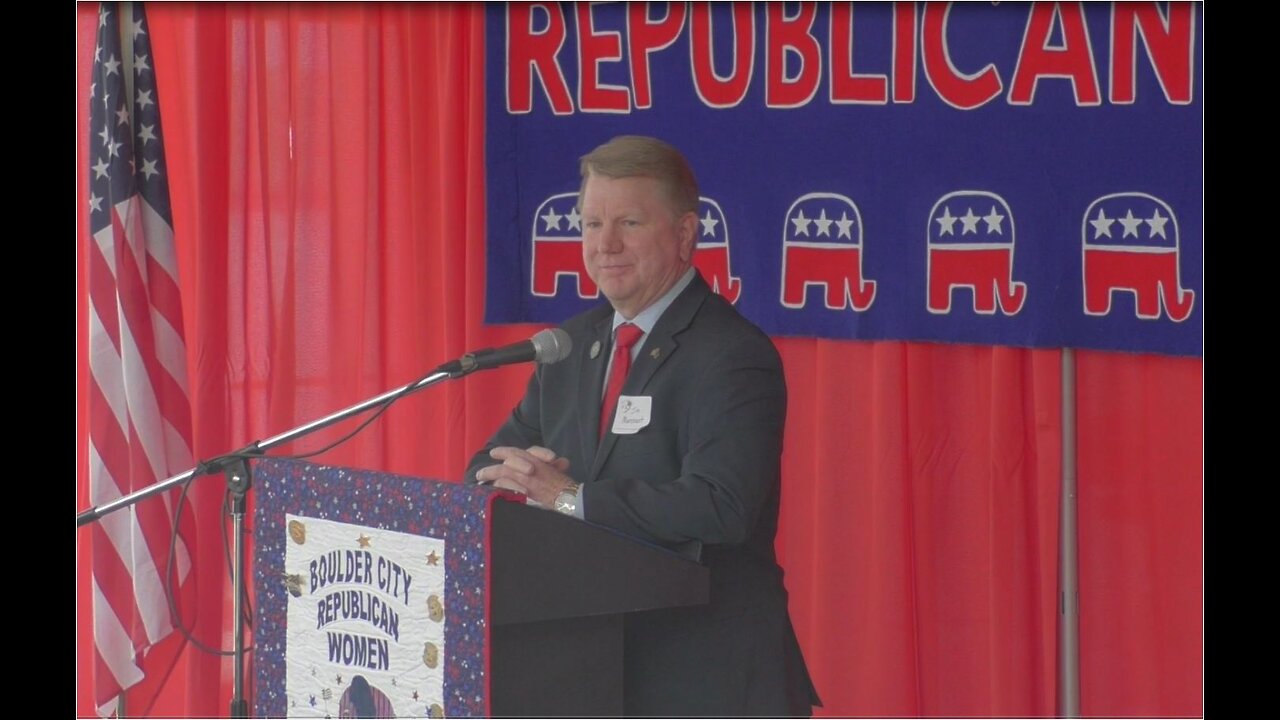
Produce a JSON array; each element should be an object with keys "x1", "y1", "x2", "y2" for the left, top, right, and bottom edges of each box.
[
  {"x1": 98, "y1": 124, "x2": 112, "y2": 146},
  {"x1": 1145, "y1": 209, "x2": 1169, "y2": 239},
  {"x1": 141, "y1": 158, "x2": 161, "y2": 180},
  {"x1": 116, "y1": 105, "x2": 131, "y2": 126},
  {"x1": 959, "y1": 207, "x2": 981, "y2": 235},
  {"x1": 134, "y1": 53, "x2": 151, "y2": 74},
  {"x1": 564, "y1": 206, "x2": 581, "y2": 231},
  {"x1": 1089, "y1": 208, "x2": 1115, "y2": 238},
  {"x1": 138, "y1": 123, "x2": 157, "y2": 145},
  {"x1": 1118, "y1": 209, "x2": 1143, "y2": 238},
  {"x1": 107, "y1": 140, "x2": 123, "y2": 159},
  {"x1": 699, "y1": 209, "x2": 719, "y2": 237},
  {"x1": 136, "y1": 89, "x2": 155, "y2": 111},
  {"x1": 935, "y1": 207, "x2": 958, "y2": 236},
  {"x1": 99, "y1": 9, "x2": 109, "y2": 28},
  {"x1": 982, "y1": 206, "x2": 1005, "y2": 234},
  {"x1": 104, "y1": 54, "x2": 121, "y2": 77},
  {"x1": 540, "y1": 207, "x2": 562, "y2": 232},
  {"x1": 790, "y1": 209, "x2": 812, "y2": 236},
  {"x1": 813, "y1": 209, "x2": 833, "y2": 237},
  {"x1": 93, "y1": 157, "x2": 111, "y2": 179},
  {"x1": 132, "y1": 18, "x2": 146, "y2": 38},
  {"x1": 835, "y1": 211, "x2": 855, "y2": 239},
  {"x1": 89, "y1": 193, "x2": 103, "y2": 213}
]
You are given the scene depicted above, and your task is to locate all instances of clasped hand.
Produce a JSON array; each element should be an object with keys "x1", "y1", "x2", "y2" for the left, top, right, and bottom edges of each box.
[{"x1": 475, "y1": 445, "x2": 574, "y2": 507}]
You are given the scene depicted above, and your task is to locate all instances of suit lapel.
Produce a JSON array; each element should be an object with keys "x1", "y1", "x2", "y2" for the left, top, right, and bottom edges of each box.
[
  {"x1": 587, "y1": 275, "x2": 710, "y2": 482},
  {"x1": 577, "y1": 311, "x2": 613, "y2": 476}
]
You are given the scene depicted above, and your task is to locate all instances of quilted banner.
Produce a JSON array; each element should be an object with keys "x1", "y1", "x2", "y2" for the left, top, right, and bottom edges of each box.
[{"x1": 253, "y1": 459, "x2": 503, "y2": 718}]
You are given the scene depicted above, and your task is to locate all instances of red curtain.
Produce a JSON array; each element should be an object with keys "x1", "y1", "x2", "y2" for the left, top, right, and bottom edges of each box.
[
  {"x1": 1076, "y1": 351, "x2": 1203, "y2": 716},
  {"x1": 76, "y1": 4, "x2": 1202, "y2": 717}
]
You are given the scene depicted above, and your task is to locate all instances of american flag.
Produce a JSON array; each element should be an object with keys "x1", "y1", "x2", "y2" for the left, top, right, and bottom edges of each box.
[{"x1": 87, "y1": 2, "x2": 196, "y2": 715}]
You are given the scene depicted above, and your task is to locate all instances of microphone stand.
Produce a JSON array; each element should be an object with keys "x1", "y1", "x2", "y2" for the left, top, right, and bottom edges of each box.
[
  {"x1": 76, "y1": 364, "x2": 466, "y2": 716},
  {"x1": 75, "y1": 367, "x2": 468, "y2": 528}
]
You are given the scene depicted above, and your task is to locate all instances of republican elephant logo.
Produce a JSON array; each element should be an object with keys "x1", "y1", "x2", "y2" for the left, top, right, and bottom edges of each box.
[
  {"x1": 692, "y1": 197, "x2": 742, "y2": 304},
  {"x1": 1081, "y1": 193, "x2": 1194, "y2": 322},
  {"x1": 779, "y1": 193, "x2": 876, "y2": 311},
  {"x1": 529, "y1": 192, "x2": 599, "y2": 299},
  {"x1": 926, "y1": 191, "x2": 1026, "y2": 315}
]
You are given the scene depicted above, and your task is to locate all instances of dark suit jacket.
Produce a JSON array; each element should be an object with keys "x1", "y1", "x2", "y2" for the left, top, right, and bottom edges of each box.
[{"x1": 466, "y1": 274, "x2": 819, "y2": 716}]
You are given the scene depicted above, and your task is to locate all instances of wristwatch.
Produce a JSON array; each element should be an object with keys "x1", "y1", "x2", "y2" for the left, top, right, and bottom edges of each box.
[{"x1": 553, "y1": 482, "x2": 581, "y2": 516}]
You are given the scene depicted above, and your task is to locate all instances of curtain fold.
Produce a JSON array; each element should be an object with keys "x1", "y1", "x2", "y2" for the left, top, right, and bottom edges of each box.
[
  {"x1": 776, "y1": 342, "x2": 1061, "y2": 714},
  {"x1": 1076, "y1": 351, "x2": 1203, "y2": 716},
  {"x1": 76, "y1": 4, "x2": 1202, "y2": 716}
]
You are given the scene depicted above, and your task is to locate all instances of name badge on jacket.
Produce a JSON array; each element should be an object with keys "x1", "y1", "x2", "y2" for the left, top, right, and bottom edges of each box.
[{"x1": 612, "y1": 396, "x2": 652, "y2": 435}]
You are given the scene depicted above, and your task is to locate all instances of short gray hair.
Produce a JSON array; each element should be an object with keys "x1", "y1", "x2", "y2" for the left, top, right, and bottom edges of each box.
[{"x1": 578, "y1": 135, "x2": 699, "y2": 216}]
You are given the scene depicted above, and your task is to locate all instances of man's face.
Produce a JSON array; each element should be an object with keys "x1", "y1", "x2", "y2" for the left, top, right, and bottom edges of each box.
[{"x1": 580, "y1": 174, "x2": 696, "y2": 319}]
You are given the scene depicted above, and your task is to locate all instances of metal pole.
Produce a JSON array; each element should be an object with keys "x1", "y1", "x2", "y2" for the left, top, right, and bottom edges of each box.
[
  {"x1": 228, "y1": 462, "x2": 251, "y2": 718},
  {"x1": 1059, "y1": 348, "x2": 1080, "y2": 716},
  {"x1": 76, "y1": 370, "x2": 453, "y2": 526}
]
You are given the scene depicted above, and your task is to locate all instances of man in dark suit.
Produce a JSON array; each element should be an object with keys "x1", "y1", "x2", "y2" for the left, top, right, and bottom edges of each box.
[{"x1": 468, "y1": 135, "x2": 819, "y2": 716}]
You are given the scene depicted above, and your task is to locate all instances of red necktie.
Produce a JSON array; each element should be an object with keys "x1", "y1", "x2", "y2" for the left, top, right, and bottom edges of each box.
[{"x1": 600, "y1": 323, "x2": 644, "y2": 438}]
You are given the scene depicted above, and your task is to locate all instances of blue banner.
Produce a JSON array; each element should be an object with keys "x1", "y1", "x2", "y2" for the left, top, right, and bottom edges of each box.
[{"x1": 484, "y1": 2, "x2": 1202, "y2": 357}]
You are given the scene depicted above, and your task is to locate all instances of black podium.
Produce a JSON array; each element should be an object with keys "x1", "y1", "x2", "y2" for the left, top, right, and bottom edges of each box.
[{"x1": 489, "y1": 501, "x2": 710, "y2": 716}]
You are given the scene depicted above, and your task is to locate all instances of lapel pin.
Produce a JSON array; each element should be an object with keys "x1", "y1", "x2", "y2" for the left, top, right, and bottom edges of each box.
[
  {"x1": 590, "y1": 340, "x2": 601, "y2": 359},
  {"x1": 650, "y1": 347, "x2": 662, "y2": 360}
]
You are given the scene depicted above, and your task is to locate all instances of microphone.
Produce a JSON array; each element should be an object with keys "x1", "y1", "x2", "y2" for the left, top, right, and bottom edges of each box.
[{"x1": 439, "y1": 328, "x2": 572, "y2": 376}]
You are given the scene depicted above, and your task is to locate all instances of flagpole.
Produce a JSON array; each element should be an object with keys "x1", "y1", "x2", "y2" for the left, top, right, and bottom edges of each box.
[{"x1": 1059, "y1": 348, "x2": 1081, "y2": 716}]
